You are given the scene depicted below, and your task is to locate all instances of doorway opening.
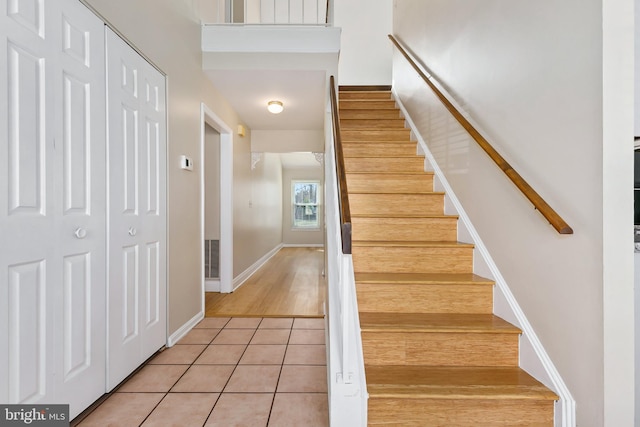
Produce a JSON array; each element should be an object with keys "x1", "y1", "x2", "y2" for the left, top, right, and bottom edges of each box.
[
  {"x1": 200, "y1": 104, "x2": 233, "y2": 307},
  {"x1": 204, "y1": 123, "x2": 221, "y2": 289}
]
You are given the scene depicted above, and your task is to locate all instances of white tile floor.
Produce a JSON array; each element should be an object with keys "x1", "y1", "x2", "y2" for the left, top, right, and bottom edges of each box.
[{"x1": 75, "y1": 317, "x2": 328, "y2": 427}]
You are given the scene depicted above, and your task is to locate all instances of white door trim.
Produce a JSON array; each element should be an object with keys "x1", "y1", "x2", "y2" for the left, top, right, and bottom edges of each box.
[{"x1": 200, "y1": 103, "x2": 234, "y2": 303}]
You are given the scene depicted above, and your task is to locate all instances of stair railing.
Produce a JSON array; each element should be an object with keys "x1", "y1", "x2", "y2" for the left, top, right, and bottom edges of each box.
[
  {"x1": 243, "y1": 0, "x2": 330, "y2": 25},
  {"x1": 325, "y1": 75, "x2": 367, "y2": 426},
  {"x1": 389, "y1": 34, "x2": 573, "y2": 235},
  {"x1": 330, "y1": 76, "x2": 352, "y2": 254}
]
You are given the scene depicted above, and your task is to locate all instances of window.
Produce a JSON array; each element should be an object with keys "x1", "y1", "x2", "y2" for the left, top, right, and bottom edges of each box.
[{"x1": 292, "y1": 180, "x2": 320, "y2": 229}]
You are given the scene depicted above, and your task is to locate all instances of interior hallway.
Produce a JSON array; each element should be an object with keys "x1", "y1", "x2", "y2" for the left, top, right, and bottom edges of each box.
[{"x1": 205, "y1": 247, "x2": 326, "y2": 318}]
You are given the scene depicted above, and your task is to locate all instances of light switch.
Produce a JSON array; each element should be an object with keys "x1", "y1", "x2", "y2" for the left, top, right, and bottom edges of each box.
[{"x1": 180, "y1": 155, "x2": 193, "y2": 171}]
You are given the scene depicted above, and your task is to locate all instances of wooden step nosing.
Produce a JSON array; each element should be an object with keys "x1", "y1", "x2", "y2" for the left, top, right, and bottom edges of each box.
[
  {"x1": 355, "y1": 273, "x2": 493, "y2": 284},
  {"x1": 342, "y1": 140, "x2": 416, "y2": 144},
  {"x1": 343, "y1": 153, "x2": 417, "y2": 159},
  {"x1": 351, "y1": 214, "x2": 459, "y2": 220},
  {"x1": 351, "y1": 218, "x2": 458, "y2": 222},
  {"x1": 345, "y1": 160, "x2": 425, "y2": 163},
  {"x1": 352, "y1": 240, "x2": 473, "y2": 248},
  {"x1": 339, "y1": 107, "x2": 399, "y2": 111},
  {"x1": 367, "y1": 391, "x2": 559, "y2": 401},
  {"x1": 360, "y1": 326, "x2": 522, "y2": 334},
  {"x1": 356, "y1": 281, "x2": 492, "y2": 288},
  {"x1": 349, "y1": 191, "x2": 437, "y2": 195},
  {"x1": 339, "y1": 108, "x2": 401, "y2": 112},
  {"x1": 346, "y1": 172, "x2": 434, "y2": 177},
  {"x1": 348, "y1": 191, "x2": 445, "y2": 196}
]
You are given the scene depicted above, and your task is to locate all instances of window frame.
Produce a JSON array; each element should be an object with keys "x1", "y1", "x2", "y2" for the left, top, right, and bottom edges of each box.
[{"x1": 291, "y1": 180, "x2": 321, "y2": 230}]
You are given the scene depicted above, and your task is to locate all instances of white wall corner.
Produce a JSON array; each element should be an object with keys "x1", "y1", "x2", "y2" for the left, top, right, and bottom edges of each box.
[{"x1": 167, "y1": 310, "x2": 204, "y2": 347}]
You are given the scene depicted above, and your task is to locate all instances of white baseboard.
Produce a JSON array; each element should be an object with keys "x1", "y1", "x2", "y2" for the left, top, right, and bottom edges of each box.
[
  {"x1": 205, "y1": 278, "x2": 220, "y2": 292},
  {"x1": 394, "y1": 90, "x2": 575, "y2": 427},
  {"x1": 167, "y1": 310, "x2": 204, "y2": 347},
  {"x1": 282, "y1": 243, "x2": 324, "y2": 248},
  {"x1": 232, "y1": 244, "x2": 283, "y2": 291}
]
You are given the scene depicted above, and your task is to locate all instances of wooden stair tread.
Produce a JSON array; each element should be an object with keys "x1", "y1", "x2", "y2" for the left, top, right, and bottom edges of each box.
[
  {"x1": 355, "y1": 272, "x2": 492, "y2": 285},
  {"x1": 348, "y1": 191, "x2": 445, "y2": 196},
  {"x1": 346, "y1": 170, "x2": 431, "y2": 174},
  {"x1": 339, "y1": 90, "x2": 391, "y2": 95},
  {"x1": 341, "y1": 118, "x2": 405, "y2": 122},
  {"x1": 351, "y1": 213, "x2": 458, "y2": 220},
  {"x1": 341, "y1": 129, "x2": 412, "y2": 140},
  {"x1": 351, "y1": 213, "x2": 457, "y2": 220},
  {"x1": 365, "y1": 366, "x2": 558, "y2": 400},
  {"x1": 340, "y1": 109, "x2": 402, "y2": 117},
  {"x1": 352, "y1": 240, "x2": 473, "y2": 248},
  {"x1": 344, "y1": 153, "x2": 419, "y2": 158},
  {"x1": 341, "y1": 141, "x2": 416, "y2": 145},
  {"x1": 339, "y1": 101, "x2": 398, "y2": 110},
  {"x1": 359, "y1": 313, "x2": 520, "y2": 334}
]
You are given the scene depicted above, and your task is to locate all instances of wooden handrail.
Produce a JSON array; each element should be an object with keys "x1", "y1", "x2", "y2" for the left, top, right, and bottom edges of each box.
[
  {"x1": 389, "y1": 35, "x2": 573, "y2": 235},
  {"x1": 329, "y1": 75, "x2": 353, "y2": 253}
]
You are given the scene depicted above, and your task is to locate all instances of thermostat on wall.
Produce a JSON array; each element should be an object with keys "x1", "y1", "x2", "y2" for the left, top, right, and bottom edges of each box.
[{"x1": 180, "y1": 155, "x2": 193, "y2": 171}]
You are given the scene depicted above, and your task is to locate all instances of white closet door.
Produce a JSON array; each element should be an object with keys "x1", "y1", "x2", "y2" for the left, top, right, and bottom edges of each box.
[
  {"x1": 0, "y1": 0, "x2": 106, "y2": 417},
  {"x1": 106, "y1": 28, "x2": 167, "y2": 390}
]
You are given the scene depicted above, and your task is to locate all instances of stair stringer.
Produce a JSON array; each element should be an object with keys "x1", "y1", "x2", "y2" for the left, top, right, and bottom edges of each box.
[{"x1": 395, "y1": 90, "x2": 576, "y2": 427}]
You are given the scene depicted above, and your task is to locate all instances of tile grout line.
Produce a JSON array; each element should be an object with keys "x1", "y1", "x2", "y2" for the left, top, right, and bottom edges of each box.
[
  {"x1": 202, "y1": 316, "x2": 267, "y2": 426},
  {"x1": 265, "y1": 317, "x2": 295, "y2": 427},
  {"x1": 137, "y1": 320, "x2": 229, "y2": 426}
]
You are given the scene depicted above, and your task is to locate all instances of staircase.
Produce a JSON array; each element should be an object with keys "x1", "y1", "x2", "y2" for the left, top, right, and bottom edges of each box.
[{"x1": 339, "y1": 88, "x2": 558, "y2": 426}]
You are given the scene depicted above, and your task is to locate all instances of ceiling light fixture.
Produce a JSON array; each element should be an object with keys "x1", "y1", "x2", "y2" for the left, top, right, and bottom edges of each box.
[{"x1": 267, "y1": 100, "x2": 284, "y2": 114}]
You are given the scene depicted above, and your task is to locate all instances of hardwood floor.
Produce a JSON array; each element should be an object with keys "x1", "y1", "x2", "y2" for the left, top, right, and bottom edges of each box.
[{"x1": 205, "y1": 247, "x2": 326, "y2": 318}]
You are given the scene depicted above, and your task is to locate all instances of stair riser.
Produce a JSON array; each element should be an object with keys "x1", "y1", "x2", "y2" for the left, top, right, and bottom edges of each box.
[
  {"x1": 356, "y1": 283, "x2": 493, "y2": 314},
  {"x1": 339, "y1": 91, "x2": 391, "y2": 100},
  {"x1": 341, "y1": 119, "x2": 406, "y2": 129},
  {"x1": 362, "y1": 332, "x2": 519, "y2": 367},
  {"x1": 345, "y1": 157, "x2": 425, "y2": 173},
  {"x1": 342, "y1": 143, "x2": 417, "y2": 158},
  {"x1": 352, "y1": 217, "x2": 455, "y2": 241},
  {"x1": 347, "y1": 174, "x2": 434, "y2": 194},
  {"x1": 340, "y1": 109, "x2": 401, "y2": 119},
  {"x1": 367, "y1": 398, "x2": 554, "y2": 427},
  {"x1": 349, "y1": 193, "x2": 444, "y2": 216},
  {"x1": 339, "y1": 100, "x2": 397, "y2": 109},
  {"x1": 341, "y1": 129, "x2": 412, "y2": 142},
  {"x1": 352, "y1": 246, "x2": 473, "y2": 274}
]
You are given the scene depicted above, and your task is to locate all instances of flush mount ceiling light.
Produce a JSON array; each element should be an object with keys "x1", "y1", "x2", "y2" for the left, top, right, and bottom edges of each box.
[{"x1": 267, "y1": 100, "x2": 284, "y2": 114}]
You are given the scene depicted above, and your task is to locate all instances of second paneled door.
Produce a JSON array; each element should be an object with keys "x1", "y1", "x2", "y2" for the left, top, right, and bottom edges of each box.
[{"x1": 105, "y1": 28, "x2": 168, "y2": 391}]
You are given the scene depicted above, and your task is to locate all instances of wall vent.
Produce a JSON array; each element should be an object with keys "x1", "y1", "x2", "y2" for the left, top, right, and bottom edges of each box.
[{"x1": 204, "y1": 240, "x2": 220, "y2": 279}]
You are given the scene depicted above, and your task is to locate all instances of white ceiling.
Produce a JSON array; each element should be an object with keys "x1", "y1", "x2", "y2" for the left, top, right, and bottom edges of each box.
[{"x1": 205, "y1": 69, "x2": 326, "y2": 130}]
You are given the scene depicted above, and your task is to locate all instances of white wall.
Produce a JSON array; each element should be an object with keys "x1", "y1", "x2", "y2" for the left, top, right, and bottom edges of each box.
[
  {"x1": 195, "y1": 0, "x2": 226, "y2": 23},
  {"x1": 252, "y1": 130, "x2": 324, "y2": 153},
  {"x1": 234, "y1": 151, "x2": 284, "y2": 276},
  {"x1": 282, "y1": 167, "x2": 324, "y2": 246},
  {"x1": 83, "y1": 0, "x2": 284, "y2": 334},
  {"x1": 393, "y1": 0, "x2": 634, "y2": 425},
  {"x1": 334, "y1": 0, "x2": 393, "y2": 85}
]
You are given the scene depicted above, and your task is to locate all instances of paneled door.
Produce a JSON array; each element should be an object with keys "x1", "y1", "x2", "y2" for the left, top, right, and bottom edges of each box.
[
  {"x1": 0, "y1": 0, "x2": 107, "y2": 418},
  {"x1": 105, "y1": 28, "x2": 167, "y2": 390}
]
